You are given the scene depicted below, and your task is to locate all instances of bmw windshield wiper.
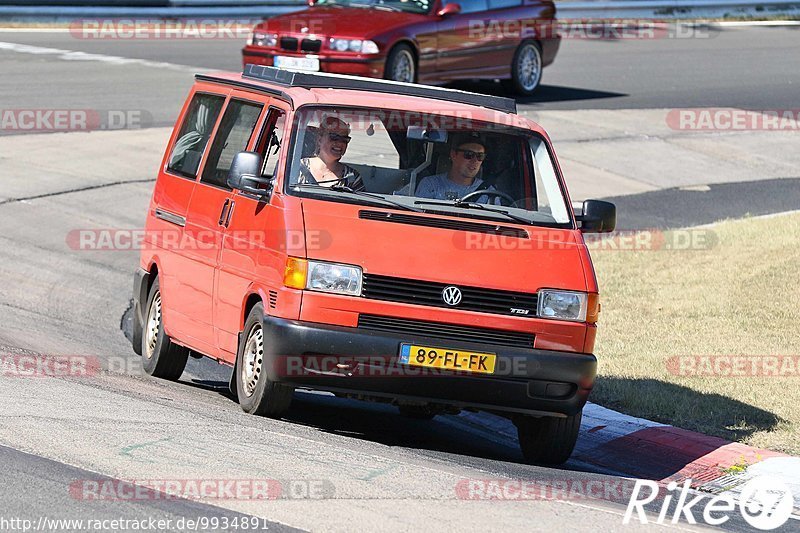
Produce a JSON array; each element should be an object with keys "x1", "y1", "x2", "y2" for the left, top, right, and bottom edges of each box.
[
  {"x1": 414, "y1": 199, "x2": 535, "y2": 225},
  {"x1": 292, "y1": 183, "x2": 423, "y2": 213}
]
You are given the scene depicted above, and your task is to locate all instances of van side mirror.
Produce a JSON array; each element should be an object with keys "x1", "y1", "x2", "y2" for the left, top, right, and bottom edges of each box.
[
  {"x1": 576, "y1": 199, "x2": 616, "y2": 233},
  {"x1": 227, "y1": 151, "x2": 271, "y2": 198},
  {"x1": 436, "y1": 2, "x2": 461, "y2": 16}
]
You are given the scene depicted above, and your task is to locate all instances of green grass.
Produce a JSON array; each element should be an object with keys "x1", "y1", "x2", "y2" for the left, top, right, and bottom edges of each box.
[{"x1": 589, "y1": 212, "x2": 800, "y2": 455}]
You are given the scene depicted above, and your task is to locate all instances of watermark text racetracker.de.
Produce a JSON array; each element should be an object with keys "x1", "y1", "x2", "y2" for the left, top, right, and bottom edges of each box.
[
  {"x1": 667, "y1": 108, "x2": 800, "y2": 131},
  {"x1": 667, "y1": 355, "x2": 800, "y2": 377},
  {"x1": 70, "y1": 478, "x2": 334, "y2": 501},
  {"x1": 0, "y1": 109, "x2": 152, "y2": 133},
  {"x1": 69, "y1": 18, "x2": 258, "y2": 40},
  {"x1": 453, "y1": 228, "x2": 718, "y2": 252},
  {"x1": 0, "y1": 354, "x2": 151, "y2": 377},
  {"x1": 67, "y1": 228, "x2": 332, "y2": 253},
  {"x1": 467, "y1": 19, "x2": 716, "y2": 40}
]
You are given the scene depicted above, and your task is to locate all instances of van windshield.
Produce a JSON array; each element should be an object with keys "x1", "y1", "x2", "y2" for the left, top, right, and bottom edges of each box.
[{"x1": 285, "y1": 106, "x2": 572, "y2": 228}]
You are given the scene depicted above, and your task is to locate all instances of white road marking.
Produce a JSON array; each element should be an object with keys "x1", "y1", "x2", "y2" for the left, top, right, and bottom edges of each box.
[{"x1": 0, "y1": 41, "x2": 205, "y2": 72}]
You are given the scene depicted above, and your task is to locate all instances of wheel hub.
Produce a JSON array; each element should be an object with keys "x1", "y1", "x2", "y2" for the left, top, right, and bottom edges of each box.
[
  {"x1": 241, "y1": 326, "x2": 264, "y2": 397},
  {"x1": 144, "y1": 293, "x2": 161, "y2": 359}
]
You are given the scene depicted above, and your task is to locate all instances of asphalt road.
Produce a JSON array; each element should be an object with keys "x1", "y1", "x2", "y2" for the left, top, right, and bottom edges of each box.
[{"x1": 1, "y1": 25, "x2": 800, "y2": 127}]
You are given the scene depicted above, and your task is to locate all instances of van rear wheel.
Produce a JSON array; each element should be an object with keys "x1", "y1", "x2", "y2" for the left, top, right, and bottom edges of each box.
[
  {"x1": 516, "y1": 410, "x2": 581, "y2": 465},
  {"x1": 236, "y1": 303, "x2": 293, "y2": 417},
  {"x1": 141, "y1": 278, "x2": 189, "y2": 380}
]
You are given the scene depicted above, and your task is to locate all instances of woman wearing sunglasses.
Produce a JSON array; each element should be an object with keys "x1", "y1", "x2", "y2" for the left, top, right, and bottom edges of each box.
[
  {"x1": 415, "y1": 132, "x2": 500, "y2": 205},
  {"x1": 299, "y1": 115, "x2": 365, "y2": 191}
]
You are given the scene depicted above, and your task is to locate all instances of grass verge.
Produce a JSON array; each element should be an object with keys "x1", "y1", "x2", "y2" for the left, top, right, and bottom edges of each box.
[{"x1": 590, "y1": 212, "x2": 800, "y2": 455}]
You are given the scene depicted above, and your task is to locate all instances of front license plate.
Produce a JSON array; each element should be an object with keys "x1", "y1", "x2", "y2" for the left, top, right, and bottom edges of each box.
[
  {"x1": 399, "y1": 343, "x2": 496, "y2": 374},
  {"x1": 273, "y1": 55, "x2": 320, "y2": 71}
]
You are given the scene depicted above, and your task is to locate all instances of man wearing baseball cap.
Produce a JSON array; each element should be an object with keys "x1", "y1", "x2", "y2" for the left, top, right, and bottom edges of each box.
[{"x1": 415, "y1": 132, "x2": 500, "y2": 204}]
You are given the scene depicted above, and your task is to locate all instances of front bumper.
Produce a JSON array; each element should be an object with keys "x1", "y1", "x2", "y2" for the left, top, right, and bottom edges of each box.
[
  {"x1": 242, "y1": 48, "x2": 385, "y2": 78},
  {"x1": 261, "y1": 315, "x2": 596, "y2": 417}
]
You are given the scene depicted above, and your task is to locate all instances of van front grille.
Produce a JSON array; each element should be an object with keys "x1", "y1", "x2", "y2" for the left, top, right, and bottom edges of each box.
[
  {"x1": 361, "y1": 274, "x2": 538, "y2": 318},
  {"x1": 358, "y1": 314, "x2": 535, "y2": 349}
]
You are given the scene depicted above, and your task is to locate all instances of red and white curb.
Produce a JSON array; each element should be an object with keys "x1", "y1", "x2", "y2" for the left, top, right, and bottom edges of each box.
[{"x1": 444, "y1": 402, "x2": 800, "y2": 517}]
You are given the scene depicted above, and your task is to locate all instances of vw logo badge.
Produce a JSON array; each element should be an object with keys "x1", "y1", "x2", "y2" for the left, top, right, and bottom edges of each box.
[{"x1": 442, "y1": 286, "x2": 462, "y2": 306}]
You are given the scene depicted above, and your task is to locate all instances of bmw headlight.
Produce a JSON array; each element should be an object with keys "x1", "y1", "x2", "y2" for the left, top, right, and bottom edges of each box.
[
  {"x1": 537, "y1": 290, "x2": 588, "y2": 322},
  {"x1": 307, "y1": 260, "x2": 363, "y2": 296},
  {"x1": 329, "y1": 38, "x2": 379, "y2": 54},
  {"x1": 250, "y1": 31, "x2": 277, "y2": 47}
]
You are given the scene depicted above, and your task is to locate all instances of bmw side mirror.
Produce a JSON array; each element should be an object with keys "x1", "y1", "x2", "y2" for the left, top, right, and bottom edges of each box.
[
  {"x1": 576, "y1": 199, "x2": 616, "y2": 233},
  {"x1": 436, "y1": 2, "x2": 461, "y2": 16},
  {"x1": 227, "y1": 151, "x2": 272, "y2": 198}
]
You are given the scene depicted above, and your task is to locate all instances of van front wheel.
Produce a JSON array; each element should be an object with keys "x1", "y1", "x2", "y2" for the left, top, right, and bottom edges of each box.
[
  {"x1": 236, "y1": 303, "x2": 293, "y2": 417},
  {"x1": 516, "y1": 410, "x2": 581, "y2": 465}
]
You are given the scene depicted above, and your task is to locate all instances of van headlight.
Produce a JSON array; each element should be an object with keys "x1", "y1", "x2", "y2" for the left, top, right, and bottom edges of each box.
[
  {"x1": 537, "y1": 290, "x2": 588, "y2": 322},
  {"x1": 284, "y1": 258, "x2": 362, "y2": 296}
]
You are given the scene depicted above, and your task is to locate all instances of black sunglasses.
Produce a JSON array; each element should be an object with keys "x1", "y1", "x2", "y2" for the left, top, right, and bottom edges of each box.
[
  {"x1": 327, "y1": 132, "x2": 351, "y2": 143},
  {"x1": 455, "y1": 149, "x2": 486, "y2": 161}
]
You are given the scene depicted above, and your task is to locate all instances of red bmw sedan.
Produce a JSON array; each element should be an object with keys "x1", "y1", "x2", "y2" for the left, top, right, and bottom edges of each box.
[{"x1": 242, "y1": 0, "x2": 560, "y2": 95}]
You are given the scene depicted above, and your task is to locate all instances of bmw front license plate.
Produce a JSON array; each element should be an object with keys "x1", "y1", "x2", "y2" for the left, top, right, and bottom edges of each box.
[
  {"x1": 399, "y1": 343, "x2": 496, "y2": 374},
  {"x1": 273, "y1": 56, "x2": 320, "y2": 71}
]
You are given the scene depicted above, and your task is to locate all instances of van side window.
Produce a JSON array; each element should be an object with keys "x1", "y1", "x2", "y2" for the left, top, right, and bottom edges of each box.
[
  {"x1": 200, "y1": 99, "x2": 264, "y2": 189},
  {"x1": 167, "y1": 93, "x2": 225, "y2": 178},
  {"x1": 259, "y1": 109, "x2": 286, "y2": 179}
]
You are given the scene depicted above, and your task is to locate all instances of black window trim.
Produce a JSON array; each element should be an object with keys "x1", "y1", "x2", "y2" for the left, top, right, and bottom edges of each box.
[
  {"x1": 197, "y1": 96, "x2": 266, "y2": 193},
  {"x1": 164, "y1": 91, "x2": 228, "y2": 182}
]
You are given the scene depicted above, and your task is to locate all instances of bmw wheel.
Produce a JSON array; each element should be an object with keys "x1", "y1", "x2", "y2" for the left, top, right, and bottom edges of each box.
[
  {"x1": 385, "y1": 44, "x2": 416, "y2": 84},
  {"x1": 504, "y1": 41, "x2": 543, "y2": 96}
]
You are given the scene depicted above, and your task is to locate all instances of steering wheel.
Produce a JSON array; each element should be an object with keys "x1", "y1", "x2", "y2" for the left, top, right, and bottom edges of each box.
[{"x1": 457, "y1": 189, "x2": 516, "y2": 206}]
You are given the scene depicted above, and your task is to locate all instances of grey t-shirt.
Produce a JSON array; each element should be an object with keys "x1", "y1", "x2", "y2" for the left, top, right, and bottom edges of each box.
[{"x1": 415, "y1": 173, "x2": 500, "y2": 204}]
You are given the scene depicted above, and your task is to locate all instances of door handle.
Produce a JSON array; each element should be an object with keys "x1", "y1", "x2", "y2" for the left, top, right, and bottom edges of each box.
[
  {"x1": 224, "y1": 200, "x2": 235, "y2": 228},
  {"x1": 218, "y1": 199, "x2": 230, "y2": 226}
]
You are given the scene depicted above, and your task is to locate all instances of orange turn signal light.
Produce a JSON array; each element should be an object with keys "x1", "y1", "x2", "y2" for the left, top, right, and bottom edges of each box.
[
  {"x1": 283, "y1": 257, "x2": 308, "y2": 289},
  {"x1": 586, "y1": 293, "x2": 600, "y2": 324}
]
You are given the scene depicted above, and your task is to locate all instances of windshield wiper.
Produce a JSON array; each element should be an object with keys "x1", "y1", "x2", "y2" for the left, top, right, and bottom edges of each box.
[
  {"x1": 292, "y1": 183, "x2": 424, "y2": 213},
  {"x1": 414, "y1": 199, "x2": 535, "y2": 225}
]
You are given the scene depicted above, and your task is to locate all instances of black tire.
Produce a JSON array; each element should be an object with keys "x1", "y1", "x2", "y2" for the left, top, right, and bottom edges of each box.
[
  {"x1": 385, "y1": 44, "x2": 416, "y2": 84},
  {"x1": 516, "y1": 410, "x2": 582, "y2": 465},
  {"x1": 141, "y1": 278, "x2": 189, "y2": 380},
  {"x1": 398, "y1": 405, "x2": 437, "y2": 420},
  {"x1": 236, "y1": 303, "x2": 293, "y2": 417},
  {"x1": 503, "y1": 40, "x2": 543, "y2": 96},
  {"x1": 131, "y1": 300, "x2": 143, "y2": 356}
]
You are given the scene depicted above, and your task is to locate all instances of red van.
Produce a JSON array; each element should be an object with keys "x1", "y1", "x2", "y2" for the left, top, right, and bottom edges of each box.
[{"x1": 131, "y1": 65, "x2": 615, "y2": 465}]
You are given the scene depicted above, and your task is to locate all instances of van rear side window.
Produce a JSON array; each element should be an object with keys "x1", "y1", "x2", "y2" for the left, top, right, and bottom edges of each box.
[{"x1": 167, "y1": 93, "x2": 225, "y2": 178}]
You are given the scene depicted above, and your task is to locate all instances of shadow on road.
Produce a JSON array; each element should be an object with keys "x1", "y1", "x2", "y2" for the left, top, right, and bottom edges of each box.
[{"x1": 447, "y1": 81, "x2": 628, "y2": 105}]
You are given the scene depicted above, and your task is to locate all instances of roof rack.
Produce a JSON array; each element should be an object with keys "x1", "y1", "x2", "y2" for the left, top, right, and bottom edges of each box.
[{"x1": 242, "y1": 64, "x2": 517, "y2": 115}]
